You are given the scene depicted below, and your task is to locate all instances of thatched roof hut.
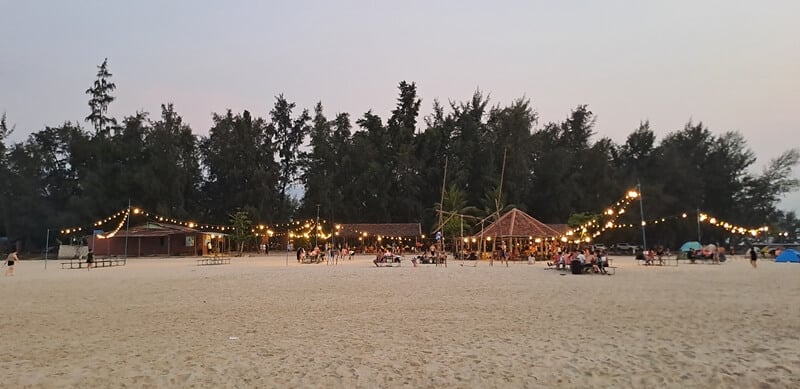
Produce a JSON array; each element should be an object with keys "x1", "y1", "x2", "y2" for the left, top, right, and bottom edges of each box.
[{"x1": 474, "y1": 208, "x2": 561, "y2": 239}]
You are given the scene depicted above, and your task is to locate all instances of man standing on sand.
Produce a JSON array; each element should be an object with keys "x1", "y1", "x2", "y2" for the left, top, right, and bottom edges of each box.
[
  {"x1": 749, "y1": 246, "x2": 758, "y2": 268},
  {"x1": 86, "y1": 249, "x2": 94, "y2": 271}
]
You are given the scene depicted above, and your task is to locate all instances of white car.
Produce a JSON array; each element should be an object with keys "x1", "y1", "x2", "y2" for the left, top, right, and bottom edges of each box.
[
  {"x1": 592, "y1": 243, "x2": 607, "y2": 252},
  {"x1": 614, "y1": 243, "x2": 638, "y2": 253}
]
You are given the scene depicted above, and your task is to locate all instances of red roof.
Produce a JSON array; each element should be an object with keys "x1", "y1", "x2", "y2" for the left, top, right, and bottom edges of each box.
[{"x1": 474, "y1": 209, "x2": 561, "y2": 238}]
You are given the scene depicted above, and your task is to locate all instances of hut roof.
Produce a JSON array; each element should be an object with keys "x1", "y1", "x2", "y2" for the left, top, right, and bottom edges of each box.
[
  {"x1": 338, "y1": 223, "x2": 421, "y2": 238},
  {"x1": 109, "y1": 222, "x2": 199, "y2": 238},
  {"x1": 474, "y1": 208, "x2": 561, "y2": 238}
]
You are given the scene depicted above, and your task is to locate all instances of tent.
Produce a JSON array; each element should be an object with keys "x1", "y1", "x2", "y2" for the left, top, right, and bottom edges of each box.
[
  {"x1": 679, "y1": 241, "x2": 702, "y2": 252},
  {"x1": 775, "y1": 249, "x2": 800, "y2": 263}
]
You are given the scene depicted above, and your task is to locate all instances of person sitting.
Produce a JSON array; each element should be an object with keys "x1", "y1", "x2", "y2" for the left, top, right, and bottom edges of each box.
[
  {"x1": 645, "y1": 249, "x2": 655, "y2": 265},
  {"x1": 655, "y1": 245, "x2": 665, "y2": 265},
  {"x1": 374, "y1": 249, "x2": 385, "y2": 267}
]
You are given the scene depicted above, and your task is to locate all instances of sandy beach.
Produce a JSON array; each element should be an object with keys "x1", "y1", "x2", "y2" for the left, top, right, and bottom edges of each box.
[{"x1": 2, "y1": 253, "x2": 799, "y2": 388}]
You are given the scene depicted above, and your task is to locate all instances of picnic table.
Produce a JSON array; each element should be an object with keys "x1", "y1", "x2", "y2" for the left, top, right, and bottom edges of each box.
[
  {"x1": 196, "y1": 257, "x2": 231, "y2": 266},
  {"x1": 61, "y1": 257, "x2": 127, "y2": 269},
  {"x1": 300, "y1": 254, "x2": 324, "y2": 264}
]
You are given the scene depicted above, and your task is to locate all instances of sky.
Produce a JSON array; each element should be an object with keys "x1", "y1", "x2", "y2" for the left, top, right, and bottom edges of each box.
[{"x1": 1, "y1": 0, "x2": 798, "y2": 212}]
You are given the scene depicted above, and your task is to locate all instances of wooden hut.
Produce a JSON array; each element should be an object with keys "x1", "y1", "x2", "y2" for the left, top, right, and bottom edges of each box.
[
  {"x1": 89, "y1": 222, "x2": 215, "y2": 257},
  {"x1": 473, "y1": 208, "x2": 562, "y2": 260}
]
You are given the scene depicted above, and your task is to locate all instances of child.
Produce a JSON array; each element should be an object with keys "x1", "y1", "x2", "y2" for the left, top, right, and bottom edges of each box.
[{"x1": 5, "y1": 250, "x2": 19, "y2": 276}]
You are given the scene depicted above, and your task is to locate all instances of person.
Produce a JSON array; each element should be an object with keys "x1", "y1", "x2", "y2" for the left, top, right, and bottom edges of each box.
[
  {"x1": 597, "y1": 250, "x2": 609, "y2": 274},
  {"x1": 749, "y1": 246, "x2": 758, "y2": 268},
  {"x1": 86, "y1": 249, "x2": 94, "y2": 271},
  {"x1": 5, "y1": 250, "x2": 19, "y2": 276},
  {"x1": 655, "y1": 245, "x2": 665, "y2": 265},
  {"x1": 296, "y1": 246, "x2": 305, "y2": 263}
]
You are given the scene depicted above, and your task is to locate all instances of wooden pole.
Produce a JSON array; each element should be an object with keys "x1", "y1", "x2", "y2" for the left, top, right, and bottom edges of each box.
[{"x1": 438, "y1": 157, "x2": 448, "y2": 256}]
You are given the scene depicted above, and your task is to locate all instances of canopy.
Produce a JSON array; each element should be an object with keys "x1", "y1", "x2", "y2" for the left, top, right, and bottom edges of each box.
[
  {"x1": 775, "y1": 249, "x2": 800, "y2": 263},
  {"x1": 473, "y1": 208, "x2": 561, "y2": 239},
  {"x1": 679, "y1": 241, "x2": 702, "y2": 252}
]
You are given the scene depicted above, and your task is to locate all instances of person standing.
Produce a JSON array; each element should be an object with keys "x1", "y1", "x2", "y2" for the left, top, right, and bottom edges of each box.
[
  {"x1": 749, "y1": 246, "x2": 758, "y2": 268},
  {"x1": 5, "y1": 250, "x2": 19, "y2": 276},
  {"x1": 86, "y1": 249, "x2": 94, "y2": 270}
]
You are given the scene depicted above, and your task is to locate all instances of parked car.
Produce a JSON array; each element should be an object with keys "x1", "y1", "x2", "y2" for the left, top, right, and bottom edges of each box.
[
  {"x1": 614, "y1": 243, "x2": 639, "y2": 253},
  {"x1": 592, "y1": 243, "x2": 607, "y2": 252}
]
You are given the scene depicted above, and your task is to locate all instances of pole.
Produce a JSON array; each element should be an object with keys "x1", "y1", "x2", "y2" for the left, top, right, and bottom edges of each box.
[
  {"x1": 460, "y1": 214, "x2": 464, "y2": 265},
  {"x1": 696, "y1": 208, "x2": 702, "y2": 242},
  {"x1": 44, "y1": 228, "x2": 50, "y2": 270},
  {"x1": 497, "y1": 148, "x2": 507, "y2": 216},
  {"x1": 315, "y1": 204, "x2": 320, "y2": 248},
  {"x1": 438, "y1": 157, "x2": 448, "y2": 255},
  {"x1": 286, "y1": 229, "x2": 289, "y2": 267},
  {"x1": 638, "y1": 181, "x2": 647, "y2": 252},
  {"x1": 124, "y1": 199, "x2": 131, "y2": 258}
]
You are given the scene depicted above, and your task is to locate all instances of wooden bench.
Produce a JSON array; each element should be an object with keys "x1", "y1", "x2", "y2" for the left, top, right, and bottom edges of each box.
[
  {"x1": 196, "y1": 257, "x2": 231, "y2": 266},
  {"x1": 375, "y1": 255, "x2": 402, "y2": 267},
  {"x1": 300, "y1": 254, "x2": 323, "y2": 264},
  {"x1": 61, "y1": 258, "x2": 127, "y2": 269}
]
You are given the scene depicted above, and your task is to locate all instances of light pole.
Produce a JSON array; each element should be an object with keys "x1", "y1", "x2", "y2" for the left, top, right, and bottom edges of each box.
[
  {"x1": 315, "y1": 204, "x2": 320, "y2": 248},
  {"x1": 696, "y1": 208, "x2": 702, "y2": 242},
  {"x1": 637, "y1": 181, "x2": 647, "y2": 252}
]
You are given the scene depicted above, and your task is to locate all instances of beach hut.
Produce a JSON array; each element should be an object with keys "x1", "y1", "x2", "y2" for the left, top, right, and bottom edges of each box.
[
  {"x1": 472, "y1": 208, "x2": 561, "y2": 260},
  {"x1": 775, "y1": 249, "x2": 800, "y2": 263},
  {"x1": 89, "y1": 222, "x2": 210, "y2": 257}
]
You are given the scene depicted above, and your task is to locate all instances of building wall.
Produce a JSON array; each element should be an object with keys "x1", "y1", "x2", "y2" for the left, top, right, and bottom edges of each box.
[{"x1": 89, "y1": 234, "x2": 204, "y2": 257}]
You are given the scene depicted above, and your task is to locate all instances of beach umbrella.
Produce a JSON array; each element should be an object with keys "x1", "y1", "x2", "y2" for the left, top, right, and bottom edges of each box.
[{"x1": 679, "y1": 241, "x2": 702, "y2": 252}]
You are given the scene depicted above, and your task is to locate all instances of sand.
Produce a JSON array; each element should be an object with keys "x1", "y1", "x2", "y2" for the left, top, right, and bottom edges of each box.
[{"x1": 2, "y1": 253, "x2": 799, "y2": 388}]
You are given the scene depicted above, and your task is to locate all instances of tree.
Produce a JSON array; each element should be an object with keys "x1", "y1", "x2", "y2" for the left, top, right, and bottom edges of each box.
[
  {"x1": 201, "y1": 110, "x2": 278, "y2": 223},
  {"x1": 229, "y1": 210, "x2": 253, "y2": 256},
  {"x1": 85, "y1": 58, "x2": 117, "y2": 135},
  {"x1": 385, "y1": 81, "x2": 423, "y2": 222},
  {"x1": 300, "y1": 103, "x2": 335, "y2": 218},
  {"x1": 135, "y1": 104, "x2": 203, "y2": 218},
  {"x1": 0, "y1": 113, "x2": 15, "y2": 239},
  {"x1": 270, "y1": 95, "x2": 310, "y2": 220}
]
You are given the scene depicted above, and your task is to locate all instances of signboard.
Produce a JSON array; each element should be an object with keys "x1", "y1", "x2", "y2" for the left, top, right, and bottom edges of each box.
[{"x1": 185, "y1": 235, "x2": 195, "y2": 247}]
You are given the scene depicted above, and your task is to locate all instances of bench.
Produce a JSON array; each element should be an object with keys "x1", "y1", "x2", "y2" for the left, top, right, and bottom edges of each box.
[
  {"x1": 61, "y1": 258, "x2": 127, "y2": 269},
  {"x1": 196, "y1": 257, "x2": 231, "y2": 266},
  {"x1": 300, "y1": 254, "x2": 324, "y2": 264},
  {"x1": 375, "y1": 255, "x2": 402, "y2": 267}
]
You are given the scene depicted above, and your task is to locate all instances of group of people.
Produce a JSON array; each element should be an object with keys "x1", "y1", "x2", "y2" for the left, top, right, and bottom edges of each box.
[
  {"x1": 637, "y1": 245, "x2": 670, "y2": 265},
  {"x1": 296, "y1": 244, "x2": 354, "y2": 264},
  {"x1": 547, "y1": 248, "x2": 611, "y2": 275},
  {"x1": 374, "y1": 246, "x2": 404, "y2": 267}
]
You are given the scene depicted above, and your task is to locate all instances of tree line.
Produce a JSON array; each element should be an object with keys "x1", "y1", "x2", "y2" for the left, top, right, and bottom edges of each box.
[{"x1": 1, "y1": 59, "x2": 798, "y2": 252}]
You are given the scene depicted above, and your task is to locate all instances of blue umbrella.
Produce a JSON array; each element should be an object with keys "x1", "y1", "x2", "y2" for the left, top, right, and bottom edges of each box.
[{"x1": 680, "y1": 241, "x2": 702, "y2": 252}]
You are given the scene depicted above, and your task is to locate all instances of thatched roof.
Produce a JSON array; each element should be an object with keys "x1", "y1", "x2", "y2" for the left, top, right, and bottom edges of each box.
[
  {"x1": 338, "y1": 223, "x2": 422, "y2": 238},
  {"x1": 474, "y1": 209, "x2": 561, "y2": 238}
]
